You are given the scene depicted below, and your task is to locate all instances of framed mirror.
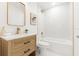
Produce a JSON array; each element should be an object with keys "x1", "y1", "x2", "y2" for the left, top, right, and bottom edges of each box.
[{"x1": 7, "y1": 2, "x2": 25, "y2": 26}]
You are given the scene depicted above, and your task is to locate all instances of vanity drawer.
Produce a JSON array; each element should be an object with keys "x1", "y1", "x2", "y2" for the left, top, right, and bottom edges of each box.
[
  {"x1": 12, "y1": 46, "x2": 35, "y2": 56},
  {"x1": 12, "y1": 35, "x2": 36, "y2": 48}
]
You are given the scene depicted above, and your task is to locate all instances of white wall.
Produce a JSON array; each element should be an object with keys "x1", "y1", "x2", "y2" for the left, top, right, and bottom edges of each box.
[
  {"x1": 27, "y1": 3, "x2": 44, "y2": 43},
  {"x1": 24, "y1": 3, "x2": 38, "y2": 34},
  {"x1": 42, "y1": 3, "x2": 73, "y2": 40},
  {"x1": 0, "y1": 2, "x2": 7, "y2": 26},
  {"x1": 74, "y1": 2, "x2": 79, "y2": 56}
]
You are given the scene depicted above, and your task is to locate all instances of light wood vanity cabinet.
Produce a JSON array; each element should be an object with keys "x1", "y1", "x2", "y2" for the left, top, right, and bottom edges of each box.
[
  {"x1": 0, "y1": 39, "x2": 2, "y2": 56},
  {"x1": 1, "y1": 35, "x2": 36, "y2": 56}
]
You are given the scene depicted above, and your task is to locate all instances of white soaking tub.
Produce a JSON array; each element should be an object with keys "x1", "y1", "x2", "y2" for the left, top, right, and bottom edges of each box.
[{"x1": 37, "y1": 37, "x2": 73, "y2": 56}]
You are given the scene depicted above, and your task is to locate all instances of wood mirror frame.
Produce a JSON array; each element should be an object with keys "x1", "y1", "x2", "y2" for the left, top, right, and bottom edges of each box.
[{"x1": 7, "y1": 2, "x2": 26, "y2": 26}]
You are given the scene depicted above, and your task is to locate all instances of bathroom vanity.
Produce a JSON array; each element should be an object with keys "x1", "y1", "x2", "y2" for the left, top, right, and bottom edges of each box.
[{"x1": 0, "y1": 33, "x2": 36, "y2": 56}]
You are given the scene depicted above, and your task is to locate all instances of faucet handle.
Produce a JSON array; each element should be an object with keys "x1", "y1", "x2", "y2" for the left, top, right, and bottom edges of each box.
[
  {"x1": 16, "y1": 27, "x2": 20, "y2": 34},
  {"x1": 77, "y1": 35, "x2": 79, "y2": 38},
  {"x1": 41, "y1": 32, "x2": 43, "y2": 35}
]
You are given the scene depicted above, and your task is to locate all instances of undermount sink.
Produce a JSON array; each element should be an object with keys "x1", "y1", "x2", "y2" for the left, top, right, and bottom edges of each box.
[
  {"x1": 2, "y1": 33, "x2": 15, "y2": 36},
  {"x1": 3, "y1": 33, "x2": 26, "y2": 36},
  {"x1": 0, "y1": 33, "x2": 36, "y2": 40}
]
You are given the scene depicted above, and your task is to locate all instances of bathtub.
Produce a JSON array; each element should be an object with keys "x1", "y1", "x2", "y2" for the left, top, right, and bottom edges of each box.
[{"x1": 37, "y1": 37, "x2": 73, "y2": 56}]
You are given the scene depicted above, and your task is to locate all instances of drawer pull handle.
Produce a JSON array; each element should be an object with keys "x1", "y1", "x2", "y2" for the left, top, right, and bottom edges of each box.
[
  {"x1": 24, "y1": 41, "x2": 30, "y2": 44},
  {"x1": 24, "y1": 49, "x2": 30, "y2": 53}
]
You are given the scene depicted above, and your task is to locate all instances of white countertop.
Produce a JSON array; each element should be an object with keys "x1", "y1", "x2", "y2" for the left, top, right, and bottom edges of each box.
[{"x1": 0, "y1": 33, "x2": 36, "y2": 41}]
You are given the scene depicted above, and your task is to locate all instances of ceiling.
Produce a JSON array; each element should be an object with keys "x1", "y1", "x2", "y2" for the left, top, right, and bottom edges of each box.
[
  {"x1": 37, "y1": 2, "x2": 53, "y2": 11},
  {"x1": 36, "y1": 2, "x2": 70, "y2": 12}
]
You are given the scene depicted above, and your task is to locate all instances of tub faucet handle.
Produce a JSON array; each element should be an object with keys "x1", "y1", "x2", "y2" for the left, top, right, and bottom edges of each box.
[
  {"x1": 41, "y1": 32, "x2": 43, "y2": 35},
  {"x1": 77, "y1": 35, "x2": 79, "y2": 38}
]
